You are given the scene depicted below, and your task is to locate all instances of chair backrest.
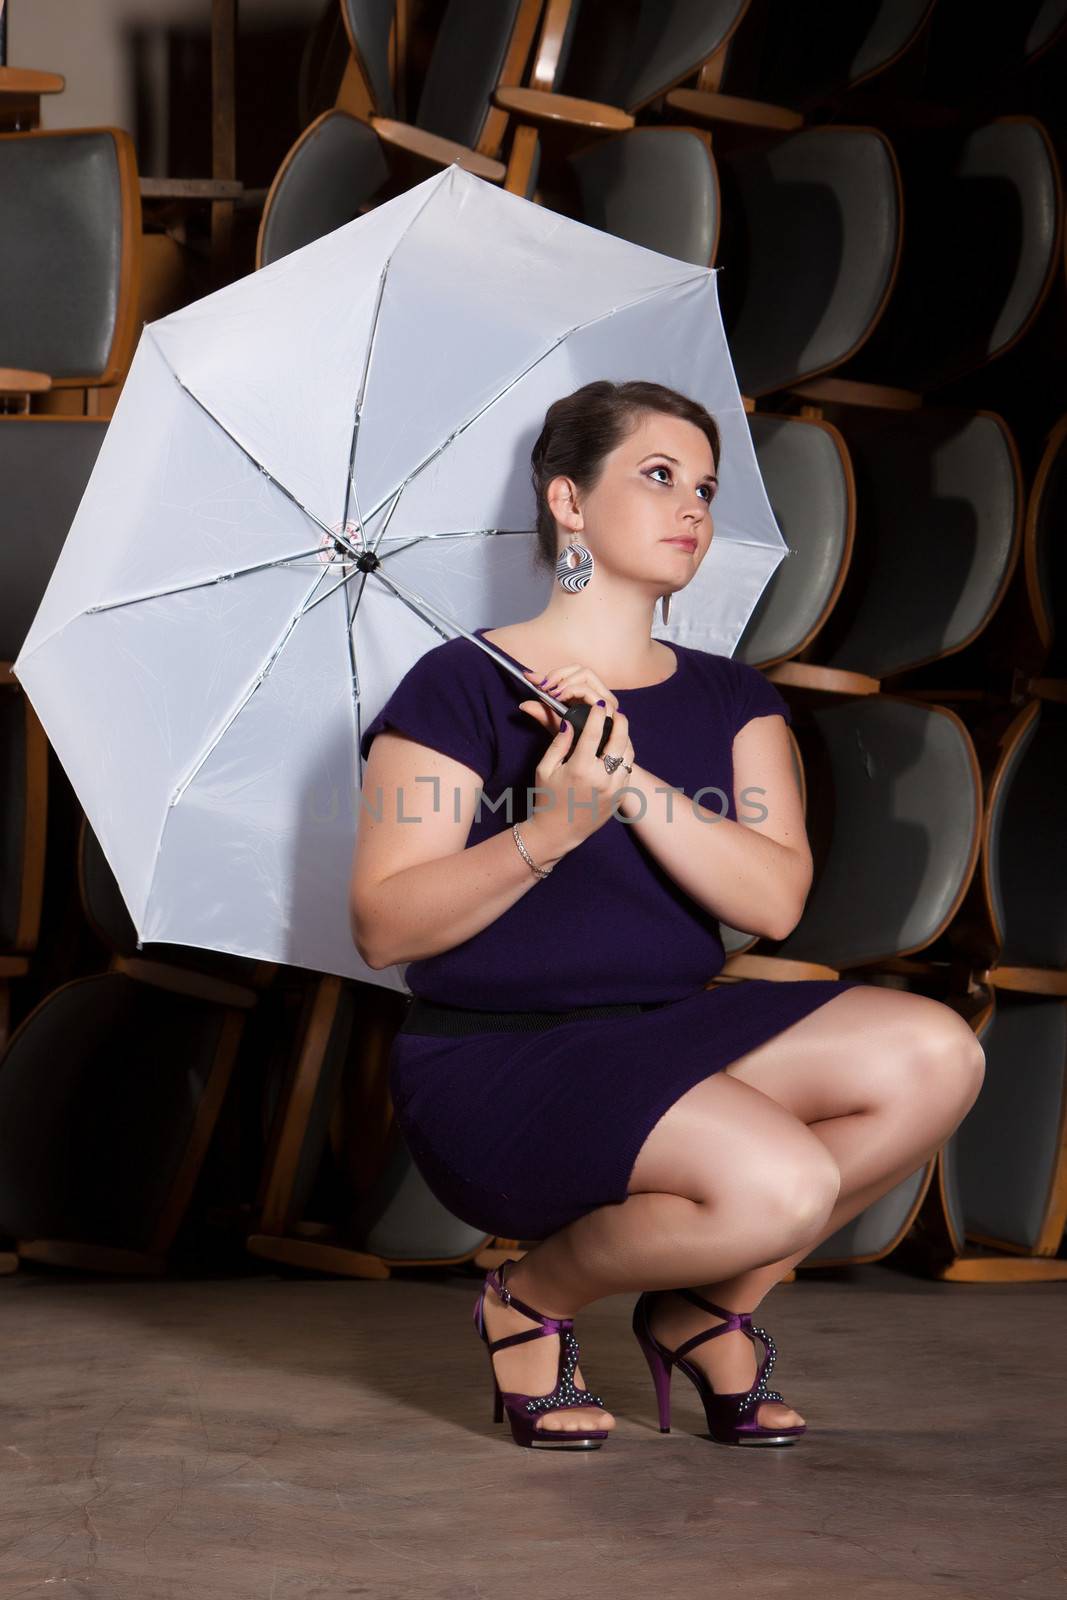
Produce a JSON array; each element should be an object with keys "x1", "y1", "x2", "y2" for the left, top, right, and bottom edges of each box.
[
  {"x1": 923, "y1": 0, "x2": 1067, "y2": 95},
  {"x1": 848, "y1": 118, "x2": 1063, "y2": 391},
  {"x1": 818, "y1": 407, "x2": 1021, "y2": 680},
  {"x1": 340, "y1": 0, "x2": 397, "y2": 118},
  {"x1": 718, "y1": 125, "x2": 902, "y2": 396},
  {"x1": 952, "y1": 990, "x2": 1067, "y2": 1253},
  {"x1": 0, "y1": 418, "x2": 107, "y2": 663},
  {"x1": 1026, "y1": 414, "x2": 1067, "y2": 679},
  {"x1": 986, "y1": 699, "x2": 1067, "y2": 970},
  {"x1": 721, "y1": 0, "x2": 936, "y2": 108},
  {"x1": 566, "y1": 127, "x2": 719, "y2": 266},
  {"x1": 256, "y1": 109, "x2": 390, "y2": 268},
  {"x1": 774, "y1": 697, "x2": 981, "y2": 968},
  {"x1": 734, "y1": 413, "x2": 854, "y2": 666},
  {"x1": 415, "y1": 0, "x2": 541, "y2": 153},
  {"x1": 0, "y1": 971, "x2": 233, "y2": 1251},
  {"x1": 0, "y1": 128, "x2": 140, "y2": 386},
  {"x1": 559, "y1": 0, "x2": 750, "y2": 114}
]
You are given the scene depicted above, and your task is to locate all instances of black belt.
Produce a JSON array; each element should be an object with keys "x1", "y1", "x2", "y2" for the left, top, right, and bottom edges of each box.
[{"x1": 398, "y1": 994, "x2": 676, "y2": 1037}]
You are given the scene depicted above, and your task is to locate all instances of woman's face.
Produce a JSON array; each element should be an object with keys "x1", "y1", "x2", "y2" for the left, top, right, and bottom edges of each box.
[{"x1": 553, "y1": 409, "x2": 717, "y2": 589}]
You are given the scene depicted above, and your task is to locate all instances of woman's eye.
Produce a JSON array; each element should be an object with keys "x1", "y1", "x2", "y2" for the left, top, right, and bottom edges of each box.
[
  {"x1": 648, "y1": 466, "x2": 672, "y2": 484},
  {"x1": 647, "y1": 465, "x2": 716, "y2": 504}
]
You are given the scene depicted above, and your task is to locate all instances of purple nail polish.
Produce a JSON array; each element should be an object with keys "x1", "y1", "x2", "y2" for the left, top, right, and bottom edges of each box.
[{"x1": 596, "y1": 699, "x2": 606, "y2": 707}]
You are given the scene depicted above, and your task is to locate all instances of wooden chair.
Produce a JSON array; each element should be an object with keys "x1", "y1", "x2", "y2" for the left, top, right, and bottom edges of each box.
[
  {"x1": 713, "y1": 124, "x2": 904, "y2": 399},
  {"x1": 560, "y1": 123, "x2": 720, "y2": 266},
  {"x1": 921, "y1": 0, "x2": 1067, "y2": 100},
  {"x1": 718, "y1": 694, "x2": 982, "y2": 984},
  {"x1": 942, "y1": 697, "x2": 1067, "y2": 997},
  {"x1": 901, "y1": 987, "x2": 1067, "y2": 1283},
  {"x1": 1025, "y1": 413, "x2": 1067, "y2": 690},
  {"x1": 663, "y1": 0, "x2": 936, "y2": 132},
  {"x1": 0, "y1": 127, "x2": 141, "y2": 415},
  {"x1": 0, "y1": 65, "x2": 64, "y2": 132},
  {"x1": 0, "y1": 818, "x2": 275, "y2": 1275},
  {"x1": 256, "y1": 0, "x2": 544, "y2": 264},
  {"x1": 246, "y1": 973, "x2": 511, "y2": 1278},
  {"x1": 944, "y1": 990, "x2": 1067, "y2": 1276},
  {"x1": 787, "y1": 405, "x2": 1024, "y2": 687},
  {"x1": 495, "y1": 0, "x2": 749, "y2": 202},
  {"x1": 823, "y1": 116, "x2": 1064, "y2": 397},
  {"x1": 340, "y1": 0, "x2": 542, "y2": 185},
  {"x1": 0, "y1": 417, "x2": 108, "y2": 1050},
  {"x1": 734, "y1": 412, "x2": 856, "y2": 686}
]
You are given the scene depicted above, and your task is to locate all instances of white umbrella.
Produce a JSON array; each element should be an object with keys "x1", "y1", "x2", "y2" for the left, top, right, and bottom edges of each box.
[{"x1": 13, "y1": 163, "x2": 788, "y2": 991}]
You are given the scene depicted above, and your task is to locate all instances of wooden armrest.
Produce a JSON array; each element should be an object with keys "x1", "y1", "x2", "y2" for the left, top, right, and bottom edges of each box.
[
  {"x1": 981, "y1": 966, "x2": 1067, "y2": 997},
  {"x1": 0, "y1": 662, "x2": 17, "y2": 686},
  {"x1": 111, "y1": 955, "x2": 260, "y2": 1009},
  {"x1": 368, "y1": 118, "x2": 505, "y2": 182},
  {"x1": 718, "y1": 953, "x2": 841, "y2": 982},
  {"x1": 764, "y1": 662, "x2": 881, "y2": 696},
  {"x1": 139, "y1": 178, "x2": 246, "y2": 200},
  {"x1": 0, "y1": 368, "x2": 51, "y2": 395},
  {"x1": 791, "y1": 378, "x2": 923, "y2": 411},
  {"x1": 665, "y1": 88, "x2": 802, "y2": 132},
  {"x1": 0, "y1": 68, "x2": 65, "y2": 96},
  {"x1": 492, "y1": 86, "x2": 634, "y2": 133}
]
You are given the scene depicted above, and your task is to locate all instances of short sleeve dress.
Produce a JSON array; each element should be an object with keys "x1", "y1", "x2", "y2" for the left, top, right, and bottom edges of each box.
[{"x1": 359, "y1": 627, "x2": 864, "y2": 1240}]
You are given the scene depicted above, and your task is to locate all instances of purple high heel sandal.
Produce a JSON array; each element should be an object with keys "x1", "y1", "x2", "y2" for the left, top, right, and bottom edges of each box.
[
  {"x1": 632, "y1": 1287, "x2": 807, "y2": 1446},
  {"x1": 473, "y1": 1259, "x2": 611, "y2": 1450}
]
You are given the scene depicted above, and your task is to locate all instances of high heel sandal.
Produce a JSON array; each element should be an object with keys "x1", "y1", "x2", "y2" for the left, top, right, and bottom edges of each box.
[
  {"x1": 632, "y1": 1288, "x2": 807, "y2": 1446},
  {"x1": 473, "y1": 1259, "x2": 611, "y2": 1450}
]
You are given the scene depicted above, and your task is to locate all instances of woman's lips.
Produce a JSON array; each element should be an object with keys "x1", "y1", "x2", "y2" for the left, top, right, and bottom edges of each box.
[{"x1": 664, "y1": 537, "x2": 698, "y2": 551}]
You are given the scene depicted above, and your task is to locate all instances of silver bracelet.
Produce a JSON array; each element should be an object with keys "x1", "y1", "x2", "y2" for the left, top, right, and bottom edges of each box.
[{"x1": 512, "y1": 823, "x2": 553, "y2": 878}]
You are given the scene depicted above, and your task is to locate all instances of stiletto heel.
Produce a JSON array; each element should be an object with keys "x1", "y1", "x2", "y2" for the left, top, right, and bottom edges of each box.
[
  {"x1": 473, "y1": 1259, "x2": 611, "y2": 1450},
  {"x1": 632, "y1": 1288, "x2": 807, "y2": 1447}
]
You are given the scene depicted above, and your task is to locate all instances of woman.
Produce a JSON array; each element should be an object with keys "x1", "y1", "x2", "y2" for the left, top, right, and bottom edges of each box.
[{"x1": 349, "y1": 379, "x2": 985, "y2": 1452}]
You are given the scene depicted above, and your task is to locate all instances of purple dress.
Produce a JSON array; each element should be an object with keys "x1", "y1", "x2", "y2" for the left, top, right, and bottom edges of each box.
[{"x1": 359, "y1": 627, "x2": 863, "y2": 1239}]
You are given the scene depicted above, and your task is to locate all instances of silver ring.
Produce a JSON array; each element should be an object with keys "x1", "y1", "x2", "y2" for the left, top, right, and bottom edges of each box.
[{"x1": 603, "y1": 753, "x2": 624, "y2": 775}]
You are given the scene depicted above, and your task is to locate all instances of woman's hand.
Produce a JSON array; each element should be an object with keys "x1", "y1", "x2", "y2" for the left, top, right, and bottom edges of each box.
[{"x1": 517, "y1": 663, "x2": 636, "y2": 856}]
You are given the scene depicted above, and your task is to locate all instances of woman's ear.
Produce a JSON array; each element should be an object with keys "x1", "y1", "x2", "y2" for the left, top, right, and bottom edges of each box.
[{"x1": 546, "y1": 473, "x2": 582, "y2": 533}]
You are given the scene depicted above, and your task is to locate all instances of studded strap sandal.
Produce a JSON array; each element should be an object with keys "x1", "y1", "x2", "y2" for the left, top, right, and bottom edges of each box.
[
  {"x1": 473, "y1": 1258, "x2": 611, "y2": 1450},
  {"x1": 632, "y1": 1287, "x2": 807, "y2": 1446}
]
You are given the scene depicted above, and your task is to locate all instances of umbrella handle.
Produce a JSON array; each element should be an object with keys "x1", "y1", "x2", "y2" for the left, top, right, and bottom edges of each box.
[{"x1": 560, "y1": 700, "x2": 613, "y2": 763}]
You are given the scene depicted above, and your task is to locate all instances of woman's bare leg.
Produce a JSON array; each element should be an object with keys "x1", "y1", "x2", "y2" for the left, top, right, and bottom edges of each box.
[
  {"x1": 481, "y1": 1065, "x2": 842, "y2": 1434},
  {"x1": 646, "y1": 988, "x2": 986, "y2": 1427}
]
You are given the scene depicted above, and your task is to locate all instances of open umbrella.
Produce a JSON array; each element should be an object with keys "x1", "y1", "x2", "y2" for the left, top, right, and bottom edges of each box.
[{"x1": 13, "y1": 163, "x2": 788, "y2": 989}]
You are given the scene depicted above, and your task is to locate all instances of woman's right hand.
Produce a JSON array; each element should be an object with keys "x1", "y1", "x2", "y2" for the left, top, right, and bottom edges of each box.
[{"x1": 517, "y1": 684, "x2": 635, "y2": 857}]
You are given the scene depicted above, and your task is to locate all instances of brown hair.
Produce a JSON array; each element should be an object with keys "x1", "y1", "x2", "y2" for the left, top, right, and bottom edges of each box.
[{"x1": 529, "y1": 379, "x2": 722, "y2": 571}]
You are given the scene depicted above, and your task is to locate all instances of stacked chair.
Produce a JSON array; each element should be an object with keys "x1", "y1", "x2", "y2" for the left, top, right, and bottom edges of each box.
[
  {"x1": 0, "y1": 818, "x2": 276, "y2": 1274},
  {"x1": 0, "y1": 126, "x2": 141, "y2": 415},
  {"x1": 3, "y1": 0, "x2": 1066, "y2": 1284},
  {"x1": 0, "y1": 418, "x2": 109, "y2": 1050},
  {"x1": 257, "y1": 0, "x2": 545, "y2": 266}
]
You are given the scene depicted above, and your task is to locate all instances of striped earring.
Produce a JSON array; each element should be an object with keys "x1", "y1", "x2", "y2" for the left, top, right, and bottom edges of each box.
[{"x1": 555, "y1": 532, "x2": 594, "y2": 593}]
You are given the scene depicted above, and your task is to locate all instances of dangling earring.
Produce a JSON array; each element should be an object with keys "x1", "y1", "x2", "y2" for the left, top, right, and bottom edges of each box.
[
  {"x1": 555, "y1": 530, "x2": 594, "y2": 593},
  {"x1": 660, "y1": 592, "x2": 672, "y2": 625}
]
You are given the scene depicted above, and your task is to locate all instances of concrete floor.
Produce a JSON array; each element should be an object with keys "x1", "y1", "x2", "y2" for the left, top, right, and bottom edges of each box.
[{"x1": 1, "y1": 1260, "x2": 1063, "y2": 1599}]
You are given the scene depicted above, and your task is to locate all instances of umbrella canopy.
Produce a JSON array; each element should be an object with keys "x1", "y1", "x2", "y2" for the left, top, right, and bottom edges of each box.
[{"x1": 13, "y1": 164, "x2": 788, "y2": 987}]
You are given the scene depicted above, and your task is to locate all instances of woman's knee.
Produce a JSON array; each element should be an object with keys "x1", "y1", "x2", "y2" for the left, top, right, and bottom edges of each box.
[
  {"x1": 740, "y1": 1137, "x2": 841, "y2": 1248},
  {"x1": 889, "y1": 998, "x2": 986, "y2": 1120},
  {"x1": 628, "y1": 1074, "x2": 841, "y2": 1245}
]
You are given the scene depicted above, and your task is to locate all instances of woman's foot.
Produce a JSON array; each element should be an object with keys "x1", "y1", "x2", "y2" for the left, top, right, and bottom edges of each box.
[
  {"x1": 646, "y1": 1289, "x2": 805, "y2": 1430},
  {"x1": 481, "y1": 1267, "x2": 616, "y2": 1436}
]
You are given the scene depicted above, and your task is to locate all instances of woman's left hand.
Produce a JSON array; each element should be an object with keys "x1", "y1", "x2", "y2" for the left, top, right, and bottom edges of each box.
[{"x1": 517, "y1": 663, "x2": 619, "y2": 734}]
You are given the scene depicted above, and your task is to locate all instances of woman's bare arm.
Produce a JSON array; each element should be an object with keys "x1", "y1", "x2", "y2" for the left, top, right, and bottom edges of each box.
[
  {"x1": 349, "y1": 731, "x2": 570, "y2": 969},
  {"x1": 613, "y1": 714, "x2": 813, "y2": 940}
]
